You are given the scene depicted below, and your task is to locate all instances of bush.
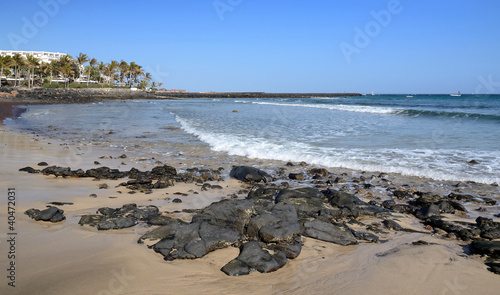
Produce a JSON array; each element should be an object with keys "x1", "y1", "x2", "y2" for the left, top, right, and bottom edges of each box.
[
  {"x1": 43, "y1": 83, "x2": 65, "y2": 88},
  {"x1": 43, "y1": 83, "x2": 116, "y2": 89}
]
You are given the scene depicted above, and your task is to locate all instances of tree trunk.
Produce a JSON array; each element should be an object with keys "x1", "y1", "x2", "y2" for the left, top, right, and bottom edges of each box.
[{"x1": 87, "y1": 67, "x2": 90, "y2": 87}]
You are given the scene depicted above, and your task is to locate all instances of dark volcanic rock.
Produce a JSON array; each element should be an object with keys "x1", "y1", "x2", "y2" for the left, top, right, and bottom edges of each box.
[
  {"x1": 151, "y1": 165, "x2": 177, "y2": 176},
  {"x1": 447, "y1": 192, "x2": 474, "y2": 202},
  {"x1": 308, "y1": 168, "x2": 329, "y2": 177},
  {"x1": 222, "y1": 241, "x2": 287, "y2": 275},
  {"x1": 147, "y1": 215, "x2": 183, "y2": 226},
  {"x1": 19, "y1": 166, "x2": 39, "y2": 173},
  {"x1": 302, "y1": 219, "x2": 358, "y2": 246},
  {"x1": 268, "y1": 237, "x2": 303, "y2": 259},
  {"x1": 415, "y1": 204, "x2": 441, "y2": 219},
  {"x1": 426, "y1": 218, "x2": 480, "y2": 241},
  {"x1": 230, "y1": 166, "x2": 272, "y2": 183},
  {"x1": 151, "y1": 221, "x2": 239, "y2": 260},
  {"x1": 476, "y1": 217, "x2": 500, "y2": 240},
  {"x1": 192, "y1": 199, "x2": 259, "y2": 233},
  {"x1": 78, "y1": 214, "x2": 102, "y2": 227},
  {"x1": 351, "y1": 230, "x2": 380, "y2": 243},
  {"x1": 288, "y1": 173, "x2": 304, "y2": 180},
  {"x1": 198, "y1": 222, "x2": 240, "y2": 253},
  {"x1": 25, "y1": 206, "x2": 65, "y2": 222},
  {"x1": 382, "y1": 219, "x2": 403, "y2": 231},
  {"x1": 324, "y1": 189, "x2": 388, "y2": 217},
  {"x1": 247, "y1": 202, "x2": 300, "y2": 243},
  {"x1": 435, "y1": 201, "x2": 456, "y2": 214},
  {"x1": 470, "y1": 240, "x2": 500, "y2": 257},
  {"x1": 41, "y1": 166, "x2": 74, "y2": 177},
  {"x1": 79, "y1": 203, "x2": 160, "y2": 230},
  {"x1": 221, "y1": 259, "x2": 250, "y2": 276},
  {"x1": 139, "y1": 223, "x2": 184, "y2": 242},
  {"x1": 275, "y1": 187, "x2": 328, "y2": 218},
  {"x1": 470, "y1": 240, "x2": 500, "y2": 275},
  {"x1": 247, "y1": 184, "x2": 280, "y2": 200},
  {"x1": 152, "y1": 223, "x2": 202, "y2": 260},
  {"x1": 98, "y1": 216, "x2": 136, "y2": 230},
  {"x1": 47, "y1": 201, "x2": 73, "y2": 206},
  {"x1": 393, "y1": 189, "x2": 416, "y2": 199}
]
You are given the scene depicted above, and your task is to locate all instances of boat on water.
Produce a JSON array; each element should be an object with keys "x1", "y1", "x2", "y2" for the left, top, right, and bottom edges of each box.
[
  {"x1": 450, "y1": 91, "x2": 461, "y2": 97},
  {"x1": 406, "y1": 95, "x2": 413, "y2": 98}
]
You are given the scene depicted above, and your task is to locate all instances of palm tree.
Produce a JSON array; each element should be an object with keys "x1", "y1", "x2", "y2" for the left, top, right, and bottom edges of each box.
[
  {"x1": 107, "y1": 60, "x2": 119, "y2": 85},
  {"x1": 97, "y1": 61, "x2": 106, "y2": 84},
  {"x1": 57, "y1": 55, "x2": 75, "y2": 88},
  {"x1": 59, "y1": 64, "x2": 73, "y2": 88},
  {"x1": 25, "y1": 54, "x2": 40, "y2": 88},
  {"x1": 135, "y1": 66, "x2": 144, "y2": 85},
  {"x1": 11, "y1": 53, "x2": 25, "y2": 87},
  {"x1": 119, "y1": 60, "x2": 129, "y2": 86},
  {"x1": 76, "y1": 53, "x2": 88, "y2": 81},
  {"x1": 138, "y1": 79, "x2": 148, "y2": 89},
  {"x1": 158, "y1": 82, "x2": 163, "y2": 89},
  {"x1": 128, "y1": 62, "x2": 139, "y2": 87},
  {"x1": 87, "y1": 58, "x2": 97, "y2": 86},
  {"x1": 46, "y1": 60, "x2": 57, "y2": 84},
  {"x1": 0, "y1": 55, "x2": 12, "y2": 87},
  {"x1": 39, "y1": 62, "x2": 50, "y2": 84}
]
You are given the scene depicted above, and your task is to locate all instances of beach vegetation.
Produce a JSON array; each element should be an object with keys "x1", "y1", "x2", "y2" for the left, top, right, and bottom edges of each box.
[
  {"x1": 0, "y1": 51, "x2": 159, "y2": 90},
  {"x1": 42, "y1": 82, "x2": 116, "y2": 89}
]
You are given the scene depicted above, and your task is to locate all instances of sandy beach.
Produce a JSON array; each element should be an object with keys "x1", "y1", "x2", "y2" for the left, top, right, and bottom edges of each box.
[{"x1": 1, "y1": 100, "x2": 500, "y2": 295}]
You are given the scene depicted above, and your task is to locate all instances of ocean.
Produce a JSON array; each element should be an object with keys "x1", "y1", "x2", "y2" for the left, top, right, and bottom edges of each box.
[{"x1": 6, "y1": 94, "x2": 500, "y2": 185}]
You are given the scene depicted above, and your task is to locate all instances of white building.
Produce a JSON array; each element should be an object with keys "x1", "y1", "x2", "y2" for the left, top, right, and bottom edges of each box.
[{"x1": 0, "y1": 50, "x2": 67, "y2": 64}]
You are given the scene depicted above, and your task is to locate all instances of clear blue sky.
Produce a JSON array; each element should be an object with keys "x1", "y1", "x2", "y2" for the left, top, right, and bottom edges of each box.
[{"x1": 2, "y1": 0, "x2": 500, "y2": 94}]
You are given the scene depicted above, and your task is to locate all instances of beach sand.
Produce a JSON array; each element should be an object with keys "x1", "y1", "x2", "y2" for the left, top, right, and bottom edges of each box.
[{"x1": 1, "y1": 101, "x2": 500, "y2": 294}]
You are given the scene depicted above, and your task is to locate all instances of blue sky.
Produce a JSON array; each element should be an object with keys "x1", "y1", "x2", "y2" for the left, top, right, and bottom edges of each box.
[{"x1": 2, "y1": 0, "x2": 500, "y2": 94}]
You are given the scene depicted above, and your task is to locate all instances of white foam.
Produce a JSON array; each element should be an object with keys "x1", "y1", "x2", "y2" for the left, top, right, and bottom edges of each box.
[
  {"x1": 21, "y1": 109, "x2": 51, "y2": 119},
  {"x1": 176, "y1": 115, "x2": 500, "y2": 184},
  {"x1": 251, "y1": 101, "x2": 399, "y2": 114}
]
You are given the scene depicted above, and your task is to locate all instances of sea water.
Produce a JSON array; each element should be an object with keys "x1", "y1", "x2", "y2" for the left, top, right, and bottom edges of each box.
[{"x1": 6, "y1": 94, "x2": 500, "y2": 184}]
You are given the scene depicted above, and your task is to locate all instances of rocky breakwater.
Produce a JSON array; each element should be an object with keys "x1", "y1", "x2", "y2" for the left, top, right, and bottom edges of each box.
[
  {"x1": 155, "y1": 92, "x2": 362, "y2": 99},
  {"x1": 0, "y1": 88, "x2": 165, "y2": 104},
  {"x1": 0, "y1": 87, "x2": 362, "y2": 104},
  {"x1": 20, "y1": 163, "x2": 500, "y2": 276}
]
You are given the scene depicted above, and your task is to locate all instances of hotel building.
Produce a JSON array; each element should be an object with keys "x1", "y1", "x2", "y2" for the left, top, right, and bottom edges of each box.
[{"x1": 0, "y1": 50, "x2": 67, "y2": 63}]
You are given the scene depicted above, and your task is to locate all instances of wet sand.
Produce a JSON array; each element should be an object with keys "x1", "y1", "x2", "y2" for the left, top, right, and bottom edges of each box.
[{"x1": 1, "y1": 110, "x2": 500, "y2": 294}]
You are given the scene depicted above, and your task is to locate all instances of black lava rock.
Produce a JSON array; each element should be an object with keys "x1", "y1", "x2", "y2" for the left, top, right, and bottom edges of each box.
[
  {"x1": 25, "y1": 206, "x2": 65, "y2": 222},
  {"x1": 230, "y1": 166, "x2": 272, "y2": 183}
]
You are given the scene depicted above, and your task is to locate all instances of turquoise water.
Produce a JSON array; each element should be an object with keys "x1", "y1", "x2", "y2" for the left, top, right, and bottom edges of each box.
[{"x1": 6, "y1": 94, "x2": 500, "y2": 184}]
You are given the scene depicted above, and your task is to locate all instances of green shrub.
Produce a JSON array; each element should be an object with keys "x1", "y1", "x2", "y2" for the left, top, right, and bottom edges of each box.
[
  {"x1": 43, "y1": 83, "x2": 65, "y2": 88},
  {"x1": 43, "y1": 83, "x2": 116, "y2": 89}
]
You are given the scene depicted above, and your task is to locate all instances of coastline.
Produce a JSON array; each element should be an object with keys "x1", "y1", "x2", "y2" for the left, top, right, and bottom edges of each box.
[
  {"x1": 1, "y1": 95, "x2": 500, "y2": 294},
  {"x1": 0, "y1": 87, "x2": 361, "y2": 104}
]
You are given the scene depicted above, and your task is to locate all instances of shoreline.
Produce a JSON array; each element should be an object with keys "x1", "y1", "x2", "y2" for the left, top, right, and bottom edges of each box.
[
  {"x1": 0, "y1": 87, "x2": 361, "y2": 104},
  {"x1": 1, "y1": 124, "x2": 500, "y2": 294},
  {"x1": 1, "y1": 95, "x2": 500, "y2": 294}
]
